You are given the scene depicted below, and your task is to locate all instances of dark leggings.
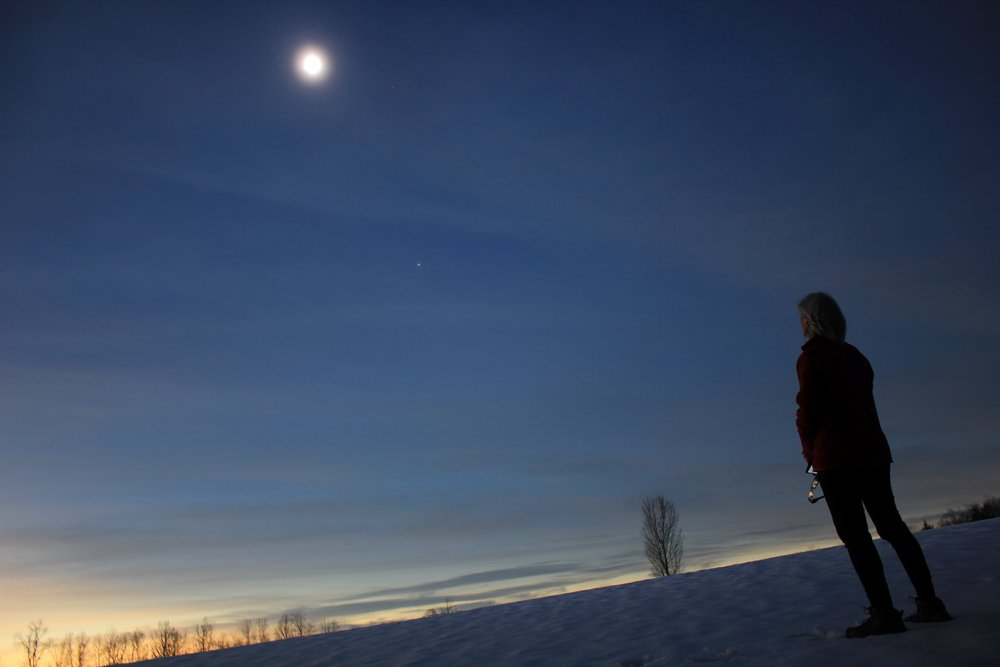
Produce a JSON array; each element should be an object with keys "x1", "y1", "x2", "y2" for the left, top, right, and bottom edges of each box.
[{"x1": 817, "y1": 464, "x2": 936, "y2": 609}]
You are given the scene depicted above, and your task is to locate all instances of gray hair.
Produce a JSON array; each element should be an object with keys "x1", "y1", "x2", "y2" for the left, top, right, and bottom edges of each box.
[{"x1": 798, "y1": 292, "x2": 846, "y2": 344}]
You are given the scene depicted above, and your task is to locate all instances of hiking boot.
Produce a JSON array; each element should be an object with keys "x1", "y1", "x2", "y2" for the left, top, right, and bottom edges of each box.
[
  {"x1": 845, "y1": 607, "x2": 907, "y2": 639},
  {"x1": 905, "y1": 596, "x2": 952, "y2": 623}
]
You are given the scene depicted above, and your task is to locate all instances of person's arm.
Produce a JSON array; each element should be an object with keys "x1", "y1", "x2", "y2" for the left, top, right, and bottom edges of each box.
[{"x1": 795, "y1": 353, "x2": 823, "y2": 466}]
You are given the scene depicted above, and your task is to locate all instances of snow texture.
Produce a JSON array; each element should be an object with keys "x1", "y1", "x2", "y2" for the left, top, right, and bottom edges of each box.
[{"x1": 137, "y1": 518, "x2": 1000, "y2": 666}]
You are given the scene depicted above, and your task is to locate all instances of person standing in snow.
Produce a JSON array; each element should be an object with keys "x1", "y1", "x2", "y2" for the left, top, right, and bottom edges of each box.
[{"x1": 794, "y1": 292, "x2": 951, "y2": 638}]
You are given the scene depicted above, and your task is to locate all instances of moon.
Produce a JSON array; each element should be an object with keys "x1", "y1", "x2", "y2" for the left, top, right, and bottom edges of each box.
[{"x1": 295, "y1": 46, "x2": 330, "y2": 84}]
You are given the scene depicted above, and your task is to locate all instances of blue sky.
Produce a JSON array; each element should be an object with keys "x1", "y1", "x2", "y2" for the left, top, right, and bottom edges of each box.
[{"x1": 2, "y1": 0, "x2": 999, "y2": 649}]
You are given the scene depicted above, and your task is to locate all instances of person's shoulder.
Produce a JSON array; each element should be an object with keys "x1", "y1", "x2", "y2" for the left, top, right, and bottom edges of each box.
[
  {"x1": 842, "y1": 342, "x2": 868, "y2": 359},
  {"x1": 841, "y1": 342, "x2": 876, "y2": 371}
]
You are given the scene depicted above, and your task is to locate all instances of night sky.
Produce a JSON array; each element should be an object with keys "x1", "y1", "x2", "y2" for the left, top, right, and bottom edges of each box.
[{"x1": 2, "y1": 0, "x2": 999, "y2": 650}]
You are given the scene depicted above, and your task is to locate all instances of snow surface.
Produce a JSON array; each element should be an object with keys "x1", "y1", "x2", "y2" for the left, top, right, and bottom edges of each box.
[{"x1": 137, "y1": 518, "x2": 1000, "y2": 666}]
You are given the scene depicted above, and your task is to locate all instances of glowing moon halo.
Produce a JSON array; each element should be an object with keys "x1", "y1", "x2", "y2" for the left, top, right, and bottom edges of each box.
[{"x1": 295, "y1": 46, "x2": 330, "y2": 84}]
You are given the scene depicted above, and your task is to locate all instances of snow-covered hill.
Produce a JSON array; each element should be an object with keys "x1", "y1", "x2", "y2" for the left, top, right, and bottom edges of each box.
[{"x1": 137, "y1": 518, "x2": 1000, "y2": 666}]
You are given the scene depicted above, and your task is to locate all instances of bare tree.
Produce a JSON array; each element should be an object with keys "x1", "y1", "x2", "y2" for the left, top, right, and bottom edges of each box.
[
  {"x1": 641, "y1": 495, "x2": 684, "y2": 577},
  {"x1": 318, "y1": 618, "x2": 340, "y2": 634},
  {"x1": 275, "y1": 613, "x2": 293, "y2": 640},
  {"x1": 74, "y1": 633, "x2": 91, "y2": 667},
  {"x1": 236, "y1": 619, "x2": 254, "y2": 646},
  {"x1": 95, "y1": 631, "x2": 126, "y2": 666},
  {"x1": 251, "y1": 617, "x2": 269, "y2": 644},
  {"x1": 48, "y1": 632, "x2": 90, "y2": 667},
  {"x1": 124, "y1": 630, "x2": 146, "y2": 663},
  {"x1": 149, "y1": 621, "x2": 184, "y2": 659},
  {"x1": 290, "y1": 611, "x2": 313, "y2": 637},
  {"x1": 52, "y1": 634, "x2": 74, "y2": 667},
  {"x1": 15, "y1": 620, "x2": 48, "y2": 667},
  {"x1": 236, "y1": 616, "x2": 270, "y2": 646},
  {"x1": 192, "y1": 618, "x2": 215, "y2": 653},
  {"x1": 423, "y1": 599, "x2": 457, "y2": 617}
]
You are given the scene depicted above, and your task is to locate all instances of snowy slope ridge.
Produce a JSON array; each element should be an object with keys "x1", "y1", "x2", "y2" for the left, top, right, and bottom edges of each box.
[{"x1": 139, "y1": 518, "x2": 1000, "y2": 666}]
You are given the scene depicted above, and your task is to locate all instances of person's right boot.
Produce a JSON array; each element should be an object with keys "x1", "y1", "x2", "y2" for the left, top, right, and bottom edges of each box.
[{"x1": 845, "y1": 607, "x2": 907, "y2": 638}]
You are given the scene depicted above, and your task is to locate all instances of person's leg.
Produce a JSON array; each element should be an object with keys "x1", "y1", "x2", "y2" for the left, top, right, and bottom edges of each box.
[
  {"x1": 858, "y1": 465, "x2": 936, "y2": 600},
  {"x1": 818, "y1": 468, "x2": 894, "y2": 610},
  {"x1": 859, "y1": 465, "x2": 950, "y2": 621}
]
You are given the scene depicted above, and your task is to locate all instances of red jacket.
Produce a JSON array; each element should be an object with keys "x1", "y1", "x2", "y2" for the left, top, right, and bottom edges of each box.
[{"x1": 795, "y1": 337, "x2": 892, "y2": 471}]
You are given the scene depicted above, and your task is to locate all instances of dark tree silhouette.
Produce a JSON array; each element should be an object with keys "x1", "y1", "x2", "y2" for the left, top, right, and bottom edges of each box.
[
  {"x1": 319, "y1": 618, "x2": 340, "y2": 634},
  {"x1": 150, "y1": 621, "x2": 184, "y2": 658},
  {"x1": 193, "y1": 618, "x2": 216, "y2": 652},
  {"x1": 95, "y1": 630, "x2": 127, "y2": 665},
  {"x1": 641, "y1": 495, "x2": 684, "y2": 577},
  {"x1": 423, "y1": 599, "x2": 457, "y2": 617},
  {"x1": 275, "y1": 613, "x2": 294, "y2": 640},
  {"x1": 16, "y1": 620, "x2": 48, "y2": 667},
  {"x1": 75, "y1": 633, "x2": 91, "y2": 667},
  {"x1": 237, "y1": 618, "x2": 255, "y2": 646},
  {"x1": 290, "y1": 611, "x2": 313, "y2": 637}
]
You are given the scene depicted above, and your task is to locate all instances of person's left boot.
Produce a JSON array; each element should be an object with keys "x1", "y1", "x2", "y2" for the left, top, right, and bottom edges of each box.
[
  {"x1": 905, "y1": 596, "x2": 952, "y2": 623},
  {"x1": 845, "y1": 607, "x2": 907, "y2": 638}
]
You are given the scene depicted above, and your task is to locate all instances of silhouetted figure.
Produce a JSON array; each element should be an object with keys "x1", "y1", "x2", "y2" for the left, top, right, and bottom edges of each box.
[{"x1": 795, "y1": 292, "x2": 951, "y2": 638}]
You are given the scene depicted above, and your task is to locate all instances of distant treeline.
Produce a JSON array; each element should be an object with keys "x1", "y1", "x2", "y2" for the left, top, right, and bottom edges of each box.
[
  {"x1": 936, "y1": 495, "x2": 1000, "y2": 527},
  {"x1": 15, "y1": 613, "x2": 340, "y2": 667}
]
